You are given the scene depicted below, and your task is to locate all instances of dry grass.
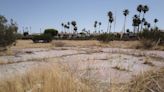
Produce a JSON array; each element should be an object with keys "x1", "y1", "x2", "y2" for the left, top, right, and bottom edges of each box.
[
  {"x1": 112, "y1": 65, "x2": 129, "y2": 72},
  {"x1": 125, "y1": 68, "x2": 164, "y2": 92},
  {"x1": 0, "y1": 63, "x2": 92, "y2": 92},
  {"x1": 52, "y1": 41, "x2": 66, "y2": 47},
  {"x1": 143, "y1": 57, "x2": 154, "y2": 66},
  {"x1": 11, "y1": 40, "x2": 53, "y2": 49}
]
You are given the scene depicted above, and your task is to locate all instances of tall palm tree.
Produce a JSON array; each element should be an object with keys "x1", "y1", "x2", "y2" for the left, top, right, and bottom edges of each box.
[
  {"x1": 94, "y1": 21, "x2": 98, "y2": 33},
  {"x1": 147, "y1": 23, "x2": 151, "y2": 30},
  {"x1": 154, "y1": 18, "x2": 158, "y2": 28},
  {"x1": 137, "y1": 4, "x2": 143, "y2": 32},
  {"x1": 132, "y1": 14, "x2": 141, "y2": 33},
  {"x1": 71, "y1": 21, "x2": 77, "y2": 34},
  {"x1": 61, "y1": 23, "x2": 64, "y2": 32},
  {"x1": 98, "y1": 22, "x2": 102, "y2": 34},
  {"x1": 140, "y1": 5, "x2": 149, "y2": 31},
  {"x1": 144, "y1": 21, "x2": 148, "y2": 29},
  {"x1": 67, "y1": 22, "x2": 70, "y2": 33},
  {"x1": 142, "y1": 5, "x2": 149, "y2": 18},
  {"x1": 137, "y1": 4, "x2": 143, "y2": 17},
  {"x1": 64, "y1": 24, "x2": 67, "y2": 33},
  {"x1": 123, "y1": 9, "x2": 129, "y2": 33},
  {"x1": 154, "y1": 19, "x2": 158, "y2": 26},
  {"x1": 107, "y1": 11, "x2": 114, "y2": 33}
]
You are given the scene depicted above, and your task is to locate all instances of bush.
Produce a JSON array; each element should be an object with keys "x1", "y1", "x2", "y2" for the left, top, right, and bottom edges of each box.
[
  {"x1": 32, "y1": 34, "x2": 53, "y2": 43},
  {"x1": 139, "y1": 29, "x2": 164, "y2": 42},
  {"x1": 0, "y1": 15, "x2": 17, "y2": 48},
  {"x1": 96, "y1": 33, "x2": 114, "y2": 42},
  {"x1": 44, "y1": 29, "x2": 58, "y2": 37},
  {"x1": 138, "y1": 29, "x2": 164, "y2": 47}
]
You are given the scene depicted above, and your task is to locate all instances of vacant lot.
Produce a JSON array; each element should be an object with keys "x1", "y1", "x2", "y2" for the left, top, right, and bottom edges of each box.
[{"x1": 0, "y1": 40, "x2": 164, "y2": 92}]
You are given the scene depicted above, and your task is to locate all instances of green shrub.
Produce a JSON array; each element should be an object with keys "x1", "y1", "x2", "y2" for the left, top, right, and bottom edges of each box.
[
  {"x1": 44, "y1": 29, "x2": 58, "y2": 37},
  {"x1": 32, "y1": 34, "x2": 53, "y2": 43},
  {"x1": 96, "y1": 33, "x2": 114, "y2": 42},
  {"x1": 138, "y1": 29, "x2": 164, "y2": 45},
  {"x1": 139, "y1": 29, "x2": 164, "y2": 41},
  {"x1": 0, "y1": 15, "x2": 17, "y2": 48}
]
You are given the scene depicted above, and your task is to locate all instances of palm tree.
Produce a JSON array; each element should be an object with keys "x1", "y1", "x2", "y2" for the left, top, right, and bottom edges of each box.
[
  {"x1": 123, "y1": 9, "x2": 129, "y2": 33},
  {"x1": 137, "y1": 4, "x2": 143, "y2": 17},
  {"x1": 94, "y1": 21, "x2": 98, "y2": 33},
  {"x1": 137, "y1": 4, "x2": 143, "y2": 32},
  {"x1": 141, "y1": 5, "x2": 149, "y2": 31},
  {"x1": 71, "y1": 21, "x2": 76, "y2": 33},
  {"x1": 147, "y1": 23, "x2": 151, "y2": 30},
  {"x1": 154, "y1": 18, "x2": 158, "y2": 28},
  {"x1": 98, "y1": 22, "x2": 102, "y2": 34},
  {"x1": 142, "y1": 5, "x2": 149, "y2": 18},
  {"x1": 144, "y1": 21, "x2": 148, "y2": 29},
  {"x1": 64, "y1": 24, "x2": 67, "y2": 33},
  {"x1": 74, "y1": 26, "x2": 77, "y2": 32},
  {"x1": 107, "y1": 11, "x2": 114, "y2": 33},
  {"x1": 61, "y1": 23, "x2": 64, "y2": 32},
  {"x1": 67, "y1": 22, "x2": 70, "y2": 33},
  {"x1": 132, "y1": 15, "x2": 141, "y2": 33}
]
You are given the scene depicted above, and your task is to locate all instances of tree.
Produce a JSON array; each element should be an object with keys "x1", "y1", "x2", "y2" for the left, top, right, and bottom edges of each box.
[
  {"x1": 137, "y1": 4, "x2": 143, "y2": 32},
  {"x1": 144, "y1": 21, "x2": 148, "y2": 29},
  {"x1": 137, "y1": 4, "x2": 143, "y2": 17},
  {"x1": 67, "y1": 22, "x2": 70, "y2": 33},
  {"x1": 154, "y1": 18, "x2": 158, "y2": 28},
  {"x1": 141, "y1": 5, "x2": 149, "y2": 31},
  {"x1": 107, "y1": 11, "x2": 114, "y2": 33},
  {"x1": 61, "y1": 23, "x2": 64, "y2": 32},
  {"x1": 98, "y1": 22, "x2": 102, "y2": 34},
  {"x1": 123, "y1": 9, "x2": 129, "y2": 33},
  {"x1": 132, "y1": 15, "x2": 141, "y2": 33},
  {"x1": 94, "y1": 21, "x2": 98, "y2": 33},
  {"x1": 71, "y1": 21, "x2": 77, "y2": 34},
  {"x1": 44, "y1": 29, "x2": 58, "y2": 36},
  {"x1": 147, "y1": 23, "x2": 151, "y2": 30},
  {"x1": 0, "y1": 15, "x2": 18, "y2": 48}
]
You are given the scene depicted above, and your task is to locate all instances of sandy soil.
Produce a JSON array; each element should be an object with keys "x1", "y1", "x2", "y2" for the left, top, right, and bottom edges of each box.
[{"x1": 0, "y1": 46, "x2": 164, "y2": 85}]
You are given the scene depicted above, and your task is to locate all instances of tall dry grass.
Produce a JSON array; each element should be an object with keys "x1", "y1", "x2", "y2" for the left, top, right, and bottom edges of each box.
[
  {"x1": 0, "y1": 63, "x2": 91, "y2": 92},
  {"x1": 125, "y1": 68, "x2": 164, "y2": 92}
]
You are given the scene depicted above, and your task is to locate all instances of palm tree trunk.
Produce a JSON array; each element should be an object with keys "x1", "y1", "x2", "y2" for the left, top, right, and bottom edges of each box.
[
  {"x1": 138, "y1": 12, "x2": 141, "y2": 32},
  {"x1": 107, "y1": 22, "x2": 109, "y2": 33},
  {"x1": 109, "y1": 23, "x2": 112, "y2": 33},
  {"x1": 140, "y1": 13, "x2": 145, "y2": 31},
  {"x1": 99, "y1": 25, "x2": 100, "y2": 34},
  {"x1": 123, "y1": 16, "x2": 127, "y2": 33}
]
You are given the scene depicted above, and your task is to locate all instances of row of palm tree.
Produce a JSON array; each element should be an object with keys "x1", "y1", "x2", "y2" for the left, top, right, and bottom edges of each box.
[
  {"x1": 60, "y1": 4, "x2": 159, "y2": 35},
  {"x1": 61, "y1": 21, "x2": 78, "y2": 34},
  {"x1": 94, "y1": 21, "x2": 102, "y2": 33},
  {"x1": 107, "y1": 11, "x2": 114, "y2": 33},
  {"x1": 108, "y1": 4, "x2": 158, "y2": 34}
]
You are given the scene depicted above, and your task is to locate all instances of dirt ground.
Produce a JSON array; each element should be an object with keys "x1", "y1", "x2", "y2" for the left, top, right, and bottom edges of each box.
[{"x1": 0, "y1": 40, "x2": 164, "y2": 91}]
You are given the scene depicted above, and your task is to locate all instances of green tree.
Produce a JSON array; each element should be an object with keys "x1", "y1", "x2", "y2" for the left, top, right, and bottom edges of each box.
[
  {"x1": 140, "y1": 5, "x2": 149, "y2": 31},
  {"x1": 71, "y1": 21, "x2": 77, "y2": 34},
  {"x1": 44, "y1": 29, "x2": 58, "y2": 36},
  {"x1": 154, "y1": 18, "x2": 158, "y2": 28},
  {"x1": 132, "y1": 15, "x2": 141, "y2": 33},
  {"x1": 137, "y1": 4, "x2": 143, "y2": 32},
  {"x1": 107, "y1": 11, "x2": 114, "y2": 33},
  {"x1": 123, "y1": 9, "x2": 129, "y2": 33},
  {"x1": 0, "y1": 15, "x2": 18, "y2": 48},
  {"x1": 94, "y1": 21, "x2": 98, "y2": 33},
  {"x1": 98, "y1": 22, "x2": 102, "y2": 34}
]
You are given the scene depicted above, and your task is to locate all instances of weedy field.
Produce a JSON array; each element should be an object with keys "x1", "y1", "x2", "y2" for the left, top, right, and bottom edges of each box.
[{"x1": 0, "y1": 40, "x2": 164, "y2": 92}]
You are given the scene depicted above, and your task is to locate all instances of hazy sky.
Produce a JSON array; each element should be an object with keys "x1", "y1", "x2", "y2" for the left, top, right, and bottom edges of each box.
[{"x1": 0, "y1": 0, "x2": 163, "y2": 33}]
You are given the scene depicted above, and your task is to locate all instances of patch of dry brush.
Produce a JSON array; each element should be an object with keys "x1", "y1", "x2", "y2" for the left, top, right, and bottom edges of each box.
[
  {"x1": 113, "y1": 68, "x2": 164, "y2": 92},
  {"x1": 0, "y1": 63, "x2": 91, "y2": 92}
]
